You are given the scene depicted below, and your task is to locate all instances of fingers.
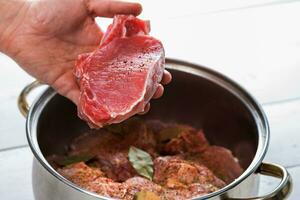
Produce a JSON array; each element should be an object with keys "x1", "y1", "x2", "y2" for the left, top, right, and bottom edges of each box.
[
  {"x1": 153, "y1": 84, "x2": 164, "y2": 99},
  {"x1": 139, "y1": 103, "x2": 150, "y2": 115},
  {"x1": 51, "y1": 70, "x2": 80, "y2": 105},
  {"x1": 139, "y1": 83, "x2": 164, "y2": 115},
  {"x1": 151, "y1": 70, "x2": 171, "y2": 100},
  {"x1": 87, "y1": 0, "x2": 142, "y2": 18},
  {"x1": 161, "y1": 70, "x2": 172, "y2": 85},
  {"x1": 66, "y1": 89, "x2": 80, "y2": 105}
]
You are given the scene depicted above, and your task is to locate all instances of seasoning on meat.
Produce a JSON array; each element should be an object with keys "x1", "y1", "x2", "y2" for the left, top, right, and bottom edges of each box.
[
  {"x1": 57, "y1": 162, "x2": 104, "y2": 187},
  {"x1": 75, "y1": 15, "x2": 165, "y2": 128},
  {"x1": 50, "y1": 118, "x2": 243, "y2": 199},
  {"x1": 160, "y1": 126, "x2": 209, "y2": 154},
  {"x1": 153, "y1": 156, "x2": 225, "y2": 191},
  {"x1": 187, "y1": 146, "x2": 243, "y2": 183}
]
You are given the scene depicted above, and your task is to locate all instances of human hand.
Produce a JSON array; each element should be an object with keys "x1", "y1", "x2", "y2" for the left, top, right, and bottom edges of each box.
[{"x1": 0, "y1": 0, "x2": 171, "y2": 109}]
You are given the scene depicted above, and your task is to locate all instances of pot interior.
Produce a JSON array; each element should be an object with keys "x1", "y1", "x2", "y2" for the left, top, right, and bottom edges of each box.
[{"x1": 36, "y1": 61, "x2": 258, "y2": 170}]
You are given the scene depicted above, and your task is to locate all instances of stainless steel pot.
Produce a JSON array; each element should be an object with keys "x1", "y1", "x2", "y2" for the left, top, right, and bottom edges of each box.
[{"x1": 18, "y1": 59, "x2": 292, "y2": 200}]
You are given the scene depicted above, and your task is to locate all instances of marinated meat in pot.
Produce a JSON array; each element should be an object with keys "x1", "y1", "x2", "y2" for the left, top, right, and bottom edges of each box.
[
  {"x1": 63, "y1": 119, "x2": 157, "y2": 182},
  {"x1": 124, "y1": 177, "x2": 164, "y2": 199},
  {"x1": 50, "y1": 118, "x2": 243, "y2": 199},
  {"x1": 95, "y1": 150, "x2": 137, "y2": 182},
  {"x1": 57, "y1": 162, "x2": 104, "y2": 188},
  {"x1": 75, "y1": 15, "x2": 165, "y2": 128},
  {"x1": 85, "y1": 177, "x2": 128, "y2": 199},
  {"x1": 58, "y1": 162, "x2": 128, "y2": 199},
  {"x1": 160, "y1": 126, "x2": 209, "y2": 154},
  {"x1": 187, "y1": 146, "x2": 243, "y2": 183},
  {"x1": 57, "y1": 160, "x2": 225, "y2": 200},
  {"x1": 153, "y1": 156, "x2": 225, "y2": 190}
]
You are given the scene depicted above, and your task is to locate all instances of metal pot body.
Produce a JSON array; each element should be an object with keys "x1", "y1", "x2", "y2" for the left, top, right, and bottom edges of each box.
[{"x1": 22, "y1": 59, "x2": 291, "y2": 200}]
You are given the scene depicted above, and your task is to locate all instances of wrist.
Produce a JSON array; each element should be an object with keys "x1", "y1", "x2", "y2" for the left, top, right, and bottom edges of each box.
[{"x1": 0, "y1": 0, "x2": 29, "y2": 53}]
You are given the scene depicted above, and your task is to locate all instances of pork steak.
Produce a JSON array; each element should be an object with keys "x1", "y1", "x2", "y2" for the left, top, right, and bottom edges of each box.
[{"x1": 75, "y1": 15, "x2": 165, "y2": 128}]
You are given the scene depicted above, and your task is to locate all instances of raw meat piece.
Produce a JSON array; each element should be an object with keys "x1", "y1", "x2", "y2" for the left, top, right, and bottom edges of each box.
[{"x1": 75, "y1": 15, "x2": 165, "y2": 128}]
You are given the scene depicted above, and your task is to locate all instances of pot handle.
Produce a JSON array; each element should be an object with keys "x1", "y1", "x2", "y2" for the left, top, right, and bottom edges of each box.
[
  {"x1": 18, "y1": 80, "x2": 43, "y2": 117},
  {"x1": 227, "y1": 162, "x2": 292, "y2": 200}
]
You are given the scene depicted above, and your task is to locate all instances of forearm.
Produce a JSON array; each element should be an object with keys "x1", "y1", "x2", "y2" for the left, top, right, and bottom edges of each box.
[{"x1": 0, "y1": 0, "x2": 28, "y2": 53}]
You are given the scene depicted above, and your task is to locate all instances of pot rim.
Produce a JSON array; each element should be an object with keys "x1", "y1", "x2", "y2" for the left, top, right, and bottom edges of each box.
[{"x1": 26, "y1": 58, "x2": 270, "y2": 199}]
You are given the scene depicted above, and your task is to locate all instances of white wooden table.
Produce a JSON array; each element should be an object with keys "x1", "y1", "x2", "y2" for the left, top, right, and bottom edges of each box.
[{"x1": 1, "y1": 0, "x2": 300, "y2": 199}]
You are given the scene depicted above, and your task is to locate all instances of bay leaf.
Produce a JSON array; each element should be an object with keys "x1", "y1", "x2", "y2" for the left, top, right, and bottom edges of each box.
[{"x1": 128, "y1": 146, "x2": 154, "y2": 180}]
